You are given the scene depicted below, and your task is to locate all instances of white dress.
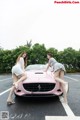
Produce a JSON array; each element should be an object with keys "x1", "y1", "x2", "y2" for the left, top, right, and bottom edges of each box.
[
  {"x1": 12, "y1": 57, "x2": 24, "y2": 76},
  {"x1": 49, "y1": 58, "x2": 66, "y2": 72}
]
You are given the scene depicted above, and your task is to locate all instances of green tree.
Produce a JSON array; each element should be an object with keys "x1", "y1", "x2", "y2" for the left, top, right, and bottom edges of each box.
[
  {"x1": 26, "y1": 40, "x2": 32, "y2": 48},
  {"x1": 47, "y1": 48, "x2": 58, "y2": 60},
  {"x1": 75, "y1": 50, "x2": 80, "y2": 72},
  {"x1": 58, "y1": 47, "x2": 77, "y2": 72},
  {"x1": 0, "y1": 44, "x2": 80, "y2": 73},
  {"x1": 30, "y1": 43, "x2": 46, "y2": 64}
]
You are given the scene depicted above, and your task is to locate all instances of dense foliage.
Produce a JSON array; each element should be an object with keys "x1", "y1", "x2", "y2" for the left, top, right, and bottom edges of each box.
[{"x1": 0, "y1": 43, "x2": 80, "y2": 73}]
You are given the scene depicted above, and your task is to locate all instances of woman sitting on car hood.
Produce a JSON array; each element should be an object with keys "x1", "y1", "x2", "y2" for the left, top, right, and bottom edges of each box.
[{"x1": 7, "y1": 51, "x2": 28, "y2": 105}]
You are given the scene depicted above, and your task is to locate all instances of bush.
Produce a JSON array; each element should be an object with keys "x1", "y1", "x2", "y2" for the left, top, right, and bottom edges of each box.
[{"x1": 0, "y1": 44, "x2": 80, "y2": 73}]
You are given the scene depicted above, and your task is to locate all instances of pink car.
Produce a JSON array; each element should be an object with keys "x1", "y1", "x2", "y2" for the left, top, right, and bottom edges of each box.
[{"x1": 14, "y1": 64, "x2": 63, "y2": 97}]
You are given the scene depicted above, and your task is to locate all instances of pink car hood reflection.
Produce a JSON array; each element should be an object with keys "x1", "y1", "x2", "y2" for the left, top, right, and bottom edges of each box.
[{"x1": 23, "y1": 70, "x2": 56, "y2": 83}]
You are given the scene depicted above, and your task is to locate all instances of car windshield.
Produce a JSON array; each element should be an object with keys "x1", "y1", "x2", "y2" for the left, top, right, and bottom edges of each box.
[{"x1": 26, "y1": 64, "x2": 51, "y2": 71}]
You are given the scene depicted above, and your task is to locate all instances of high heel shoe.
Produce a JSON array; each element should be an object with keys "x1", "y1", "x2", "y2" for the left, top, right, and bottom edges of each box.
[{"x1": 7, "y1": 100, "x2": 15, "y2": 106}]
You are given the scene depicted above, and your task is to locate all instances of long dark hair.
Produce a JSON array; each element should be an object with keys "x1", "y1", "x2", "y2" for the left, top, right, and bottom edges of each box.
[
  {"x1": 16, "y1": 52, "x2": 28, "y2": 67},
  {"x1": 47, "y1": 53, "x2": 53, "y2": 57}
]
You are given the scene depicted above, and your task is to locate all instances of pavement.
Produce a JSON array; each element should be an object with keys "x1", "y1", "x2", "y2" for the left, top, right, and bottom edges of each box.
[{"x1": 0, "y1": 73, "x2": 80, "y2": 120}]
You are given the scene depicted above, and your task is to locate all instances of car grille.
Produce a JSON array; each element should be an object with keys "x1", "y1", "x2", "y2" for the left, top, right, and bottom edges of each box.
[{"x1": 23, "y1": 83, "x2": 55, "y2": 92}]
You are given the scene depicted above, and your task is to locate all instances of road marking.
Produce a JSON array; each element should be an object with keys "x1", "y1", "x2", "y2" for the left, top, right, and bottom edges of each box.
[
  {"x1": 45, "y1": 116, "x2": 80, "y2": 120},
  {"x1": 71, "y1": 75, "x2": 80, "y2": 77},
  {"x1": 59, "y1": 96, "x2": 75, "y2": 116},
  {"x1": 0, "y1": 88, "x2": 11, "y2": 96},
  {"x1": 0, "y1": 78, "x2": 12, "y2": 82},
  {"x1": 45, "y1": 96, "x2": 76, "y2": 120},
  {"x1": 64, "y1": 76, "x2": 79, "y2": 82}
]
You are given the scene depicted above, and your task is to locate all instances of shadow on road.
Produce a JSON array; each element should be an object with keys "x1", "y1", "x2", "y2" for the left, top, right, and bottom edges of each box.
[{"x1": 14, "y1": 96, "x2": 59, "y2": 104}]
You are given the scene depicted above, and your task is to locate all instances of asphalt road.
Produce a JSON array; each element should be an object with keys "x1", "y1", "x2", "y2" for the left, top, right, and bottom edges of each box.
[{"x1": 0, "y1": 73, "x2": 80, "y2": 120}]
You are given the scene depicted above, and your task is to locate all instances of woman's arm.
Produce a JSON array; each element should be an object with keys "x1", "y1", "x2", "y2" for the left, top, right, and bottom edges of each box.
[
  {"x1": 45, "y1": 58, "x2": 51, "y2": 72},
  {"x1": 45, "y1": 64, "x2": 50, "y2": 72}
]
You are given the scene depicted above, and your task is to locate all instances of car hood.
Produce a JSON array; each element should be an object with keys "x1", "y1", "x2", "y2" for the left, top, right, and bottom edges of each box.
[{"x1": 23, "y1": 70, "x2": 55, "y2": 83}]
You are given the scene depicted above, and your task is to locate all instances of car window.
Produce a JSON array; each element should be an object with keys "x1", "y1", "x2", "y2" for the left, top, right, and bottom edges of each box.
[{"x1": 26, "y1": 64, "x2": 52, "y2": 71}]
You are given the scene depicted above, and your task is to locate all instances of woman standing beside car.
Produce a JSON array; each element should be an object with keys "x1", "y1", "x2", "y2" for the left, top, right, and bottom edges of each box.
[{"x1": 7, "y1": 51, "x2": 28, "y2": 105}]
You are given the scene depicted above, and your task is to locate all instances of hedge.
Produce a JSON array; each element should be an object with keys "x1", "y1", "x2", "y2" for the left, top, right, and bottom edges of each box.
[{"x1": 0, "y1": 44, "x2": 80, "y2": 73}]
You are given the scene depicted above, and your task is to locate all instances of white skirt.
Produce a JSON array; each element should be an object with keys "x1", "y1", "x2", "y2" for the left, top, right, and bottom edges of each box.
[
  {"x1": 53, "y1": 63, "x2": 66, "y2": 72},
  {"x1": 12, "y1": 64, "x2": 24, "y2": 76}
]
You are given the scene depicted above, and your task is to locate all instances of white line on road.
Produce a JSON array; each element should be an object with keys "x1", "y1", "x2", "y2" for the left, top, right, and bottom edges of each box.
[
  {"x1": 0, "y1": 78, "x2": 12, "y2": 82},
  {"x1": 64, "y1": 76, "x2": 79, "y2": 82},
  {"x1": 45, "y1": 96, "x2": 76, "y2": 120},
  {"x1": 59, "y1": 96, "x2": 75, "y2": 116},
  {"x1": 0, "y1": 88, "x2": 11, "y2": 96},
  {"x1": 45, "y1": 116, "x2": 80, "y2": 120},
  {"x1": 70, "y1": 75, "x2": 80, "y2": 77}
]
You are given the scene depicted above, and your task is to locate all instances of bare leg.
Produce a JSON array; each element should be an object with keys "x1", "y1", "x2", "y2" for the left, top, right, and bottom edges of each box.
[
  {"x1": 59, "y1": 71, "x2": 68, "y2": 103},
  {"x1": 54, "y1": 70, "x2": 66, "y2": 84},
  {"x1": 7, "y1": 74, "x2": 18, "y2": 105},
  {"x1": 7, "y1": 86, "x2": 15, "y2": 105},
  {"x1": 13, "y1": 73, "x2": 27, "y2": 89},
  {"x1": 12, "y1": 74, "x2": 18, "y2": 83},
  {"x1": 54, "y1": 70, "x2": 68, "y2": 104}
]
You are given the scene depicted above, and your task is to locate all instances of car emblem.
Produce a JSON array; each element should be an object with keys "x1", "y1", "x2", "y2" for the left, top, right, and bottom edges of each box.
[{"x1": 38, "y1": 84, "x2": 41, "y2": 91}]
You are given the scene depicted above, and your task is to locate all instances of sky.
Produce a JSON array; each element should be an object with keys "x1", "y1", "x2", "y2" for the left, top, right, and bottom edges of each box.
[{"x1": 0, "y1": 0, "x2": 80, "y2": 51}]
